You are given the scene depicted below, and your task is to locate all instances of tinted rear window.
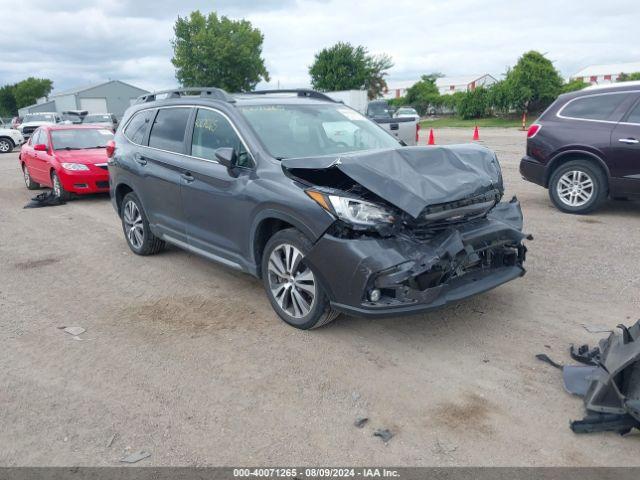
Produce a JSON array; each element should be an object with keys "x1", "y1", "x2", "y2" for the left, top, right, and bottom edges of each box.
[
  {"x1": 148, "y1": 108, "x2": 191, "y2": 153},
  {"x1": 625, "y1": 101, "x2": 640, "y2": 124},
  {"x1": 124, "y1": 110, "x2": 153, "y2": 144},
  {"x1": 560, "y1": 93, "x2": 628, "y2": 121}
]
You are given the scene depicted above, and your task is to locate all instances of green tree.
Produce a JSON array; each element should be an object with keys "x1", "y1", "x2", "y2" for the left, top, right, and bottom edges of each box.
[
  {"x1": 561, "y1": 78, "x2": 588, "y2": 93},
  {"x1": 365, "y1": 53, "x2": 394, "y2": 100},
  {"x1": 404, "y1": 74, "x2": 441, "y2": 115},
  {"x1": 617, "y1": 72, "x2": 640, "y2": 82},
  {"x1": 13, "y1": 77, "x2": 53, "y2": 109},
  {"x1": 171, "y1": 10, "x2": 269, "y2": 92},
  {"x1": 0, "y1": 84, "x2": 17, "y2": 117},
  {"x1": 309, "y1": 43, "x2": 393, "y2": 99},
  {"x1": 309, "y1": 42, "x2": 370, "y2": 92},
  {"x1": 502, "y1": 51, "x2": 563, "y2": 115},
  {"x1": 457, "y1": 87, "x2": 490, "y2": 119}
]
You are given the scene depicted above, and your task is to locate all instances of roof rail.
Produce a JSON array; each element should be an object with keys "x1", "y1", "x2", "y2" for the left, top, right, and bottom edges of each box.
[
  {"x1": 247, "y1": 89, "x2": 337, "y2": 103},
  {"x1": 135, "y1": 87, "x2": 235, "y2": 104}
]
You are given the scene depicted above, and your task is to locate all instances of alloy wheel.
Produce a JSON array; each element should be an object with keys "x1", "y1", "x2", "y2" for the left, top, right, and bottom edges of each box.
[
  {"x1": 556, "y1": 170, "x2": 594, "y2": 207},
  {"x1": 123, "y1": 200, "x2": 144, "y2": 249},
  {"x1": 267, "y1": 244, "x2": 316, "y2": 318},
  {"x1": 0, "y1": 139, "x2": 11, "y2": 153}
]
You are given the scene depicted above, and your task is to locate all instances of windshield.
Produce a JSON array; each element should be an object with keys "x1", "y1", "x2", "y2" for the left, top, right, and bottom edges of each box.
[
  {"x1": 239, "y1": 104, "x2": 400, "y2": 159},
  {"x1": 51, "y1": 128, "x2": 114, "y2": 150},
  {"x1": 84, "y1": 114, "x2": 112, "y2": 123},
  {"x1": 24, "y1": 114, "x2": 55, "y2": 122}
]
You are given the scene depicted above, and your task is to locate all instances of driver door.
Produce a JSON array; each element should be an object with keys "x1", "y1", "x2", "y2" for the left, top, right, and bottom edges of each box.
[{"x1": 180, "y1": 107, "x2": 255, "y2": 267}]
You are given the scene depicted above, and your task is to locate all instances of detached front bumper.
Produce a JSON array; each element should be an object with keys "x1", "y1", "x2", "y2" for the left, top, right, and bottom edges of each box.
[{"x1": 305, "y1": 199, "x2": 528, "y2": 318}]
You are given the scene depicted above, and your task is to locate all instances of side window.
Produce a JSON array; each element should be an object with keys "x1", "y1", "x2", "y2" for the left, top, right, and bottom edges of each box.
[
  {"x1": 124, "y1": 110, "x2": 153, "y2": 145},
  {"x1": 148, "y1": 108, "x2": 191, "y2": 153},
  {"x1": 560, "y1": 93, "x2": 628, "y2": 121},
  {"x1": 191, "y1": 108, "x2": 252, "y2": 167},
  {"x1": 624, "y1": 101, "x2": 640, "y2": 124}
]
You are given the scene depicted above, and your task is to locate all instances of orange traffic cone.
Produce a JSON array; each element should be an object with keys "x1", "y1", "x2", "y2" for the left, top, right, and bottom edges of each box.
[
  {"x1": 472, "y1": 125, "x2": 480, "y2": 141},
  {"x1": 428, "y1": 129, "x2": 435, "y2": 145}
]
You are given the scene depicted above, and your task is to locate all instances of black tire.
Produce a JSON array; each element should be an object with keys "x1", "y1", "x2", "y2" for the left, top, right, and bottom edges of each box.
[
  {"x1": 22, "y1": 163, "x2": 40, "y2": 190},
  {"x1": 51, "y1": 171, "x2": 72, "y2": 201},
  {"x1": 261, "y1": 228, "x2": 339, "y2": 329},
  {"x1": 0, "y1": 137, "x2": 13, "y2": 154},
  {"x1": 548, "y1": 160, "x2": 607, "y2": 214},
  {"x1": 120, "y1": 192, "x2": 164, "y2": 255}
]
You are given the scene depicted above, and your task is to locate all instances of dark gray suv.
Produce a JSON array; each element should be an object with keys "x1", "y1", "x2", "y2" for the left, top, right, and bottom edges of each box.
[{"x1": 108, "y1": 88, "x2": 528, "y2": 329}]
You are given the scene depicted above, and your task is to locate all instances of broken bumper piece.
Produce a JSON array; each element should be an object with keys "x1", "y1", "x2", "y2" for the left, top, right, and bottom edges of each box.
[
  {"x1": 563, "y1": 319, "x2": 640, "y2": 435},
  {"x1": 305, "y1": 199, "x2": 527, "y2": 318}
]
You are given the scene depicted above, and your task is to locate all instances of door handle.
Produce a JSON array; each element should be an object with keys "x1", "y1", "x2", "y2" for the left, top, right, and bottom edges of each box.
[
  {"x1": 134, "y1": 153, "x2": 148, "y2": 165},
  {"x1": 618, "y1": 138, "x2": 639, "y2": 144},
  {"x1": 181, "y1": 172, "x2": 195, "y2": 183}
]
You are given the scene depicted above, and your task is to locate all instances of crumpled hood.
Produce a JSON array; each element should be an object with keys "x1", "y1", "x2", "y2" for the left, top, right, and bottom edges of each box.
[{"x1": 282, "y1": 144, "x2": 503, "y2": 218}]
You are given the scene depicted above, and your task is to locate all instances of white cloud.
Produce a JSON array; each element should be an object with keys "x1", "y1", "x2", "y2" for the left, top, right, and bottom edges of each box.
[{"x1": 0, "y1": 0, "x2": 638, "y2": 94}]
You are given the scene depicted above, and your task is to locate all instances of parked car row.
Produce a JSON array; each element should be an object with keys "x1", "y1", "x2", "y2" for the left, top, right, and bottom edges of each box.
[
  {"x1": 6, "y1": 111, "x2": 119, "y2": 144},
  {"x1": 16, "y1": 82, "x2": 637, "y2": 329}
]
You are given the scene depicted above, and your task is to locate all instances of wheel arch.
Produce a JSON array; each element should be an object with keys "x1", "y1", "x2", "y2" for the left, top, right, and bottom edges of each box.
[
  {"x1": 250, "y1": 210, "x2": 322, "y2": 278},
  {"x1": 114, "y1": 182, "x2": 135, "y2": 216},
  {"x1": 545, "y1": 150, "x2": 609, "y2": 187}
]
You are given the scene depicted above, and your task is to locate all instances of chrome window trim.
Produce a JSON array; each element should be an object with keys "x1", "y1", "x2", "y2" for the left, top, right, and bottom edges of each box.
[
  {"x1": 122, "y1": 104, "x2": 255, "y2": 167},
  {"x1": 556, "y1": 90, "x2": 640, "y2": 124}
]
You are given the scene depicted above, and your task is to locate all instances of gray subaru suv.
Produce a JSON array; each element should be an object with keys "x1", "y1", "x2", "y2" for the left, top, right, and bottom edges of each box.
[{"x1": 108, "y1": 88, "x2": 528, "y2": 329}]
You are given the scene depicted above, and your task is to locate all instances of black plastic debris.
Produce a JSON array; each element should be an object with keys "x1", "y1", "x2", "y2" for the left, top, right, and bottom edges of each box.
[
  {"x1": 373, "y1": 428, "x2": 394, "y2": 443},
  {"x1": 23, "y1": 191, "x2": 66, "y2": 209},
  {"x1": 560, "y1": 319, "x2": 640, "y2": 435},
  {"x1": 535, "y1": 353, "x2": 563, "y2": 370},
  {"x1": 354, "y1": 417, "x2": 369, "y2": 428}
]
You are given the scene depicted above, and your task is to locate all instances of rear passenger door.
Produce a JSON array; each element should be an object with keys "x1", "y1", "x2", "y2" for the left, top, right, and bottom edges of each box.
[
  {"x1": 180, "y1": 107, "x2": 255, "y2": 267},
  {"x1": 139, "y1": 107, "x2": 193, "y2": 242},
  {"x1": 609, "y1": 97, "x2": 640, "y2": 194}
]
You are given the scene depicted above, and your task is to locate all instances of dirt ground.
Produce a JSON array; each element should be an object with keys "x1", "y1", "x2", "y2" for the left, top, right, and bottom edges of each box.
[{"x1": 1, "y1": 127, "x2": 639, "y2": 466}]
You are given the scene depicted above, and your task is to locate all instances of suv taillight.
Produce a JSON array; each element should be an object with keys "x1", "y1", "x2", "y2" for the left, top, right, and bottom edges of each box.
[
  {"x1": 527, "y1": 124, "x2": 541, "y2": 138},
  {"x1": 106, "y1": 140, "x2": 116, "y2": 158}
]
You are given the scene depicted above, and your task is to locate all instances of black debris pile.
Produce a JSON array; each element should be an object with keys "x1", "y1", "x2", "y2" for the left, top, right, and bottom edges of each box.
[
  {"x1": 558, "y1": 320, "x2": 640, "y2": 435},
  {"x1": 23, "y1": 191, "x2": 66, "y2": 209}
]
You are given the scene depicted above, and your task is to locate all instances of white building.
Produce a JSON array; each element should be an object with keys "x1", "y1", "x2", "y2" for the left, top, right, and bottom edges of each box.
[
  {"x1": 435, "y1": 75, "x2": 498, "y2": 95},
  {"x1": 383, "y1": 74, "x2": 497, "y2": 99},
  {"x1": 571, "y1": 62, "x2": 640, "y2": 85}
]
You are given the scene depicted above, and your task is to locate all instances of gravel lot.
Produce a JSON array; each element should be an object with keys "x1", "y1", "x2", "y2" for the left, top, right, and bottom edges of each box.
[{"x1": 1, "y1": 128, "x2": 639, "y2": 466}]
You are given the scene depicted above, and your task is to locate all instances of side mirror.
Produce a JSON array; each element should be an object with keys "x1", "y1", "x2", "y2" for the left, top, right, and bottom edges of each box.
[
  {"x1": 214, "y1": 147, "x2": 237, "y2": 168},
  {"x1": 34, "y1": 144, "x2": 47, "y2": 152}
]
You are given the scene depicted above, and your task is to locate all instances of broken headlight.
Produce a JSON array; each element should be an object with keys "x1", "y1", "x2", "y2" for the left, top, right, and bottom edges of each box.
[{"x1": 306, "y1": 190, "x2": 395, "y2": 226}]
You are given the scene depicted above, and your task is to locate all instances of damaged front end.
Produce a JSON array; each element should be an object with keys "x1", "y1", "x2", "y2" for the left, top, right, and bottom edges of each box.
[{"x1": 282, "y1": 144, "x2": 530, "y2": 317}]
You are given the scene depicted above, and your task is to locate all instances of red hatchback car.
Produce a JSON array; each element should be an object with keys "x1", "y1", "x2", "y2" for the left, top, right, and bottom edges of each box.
[{"x1": 19, "y1": 125, "x2": 114, "y2": 200}]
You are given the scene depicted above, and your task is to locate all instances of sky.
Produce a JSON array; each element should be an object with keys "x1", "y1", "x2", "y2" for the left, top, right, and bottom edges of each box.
[{"x1": 1, "y1": 0, "x2": 638, "y2": 95}]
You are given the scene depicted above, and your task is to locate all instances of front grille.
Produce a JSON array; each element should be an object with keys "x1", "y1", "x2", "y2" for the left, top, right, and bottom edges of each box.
[
  {"x1": 96, "y1": 181, "x2": 109, "y2": 189},
  {"x1": 22, "y1": 126, "x2": 36, "y2": 135}
]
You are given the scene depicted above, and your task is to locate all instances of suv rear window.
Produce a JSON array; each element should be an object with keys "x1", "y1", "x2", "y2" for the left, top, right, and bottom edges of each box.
[
  {"x1": 124, "y1": 110, "x2": 153, "y2": 144},
  {"x1": 148, "y1": 108, "x2": 191, "y2": 153},
  {"x1": 560, "y1": 93, "x2": 627, "y2": 121}
]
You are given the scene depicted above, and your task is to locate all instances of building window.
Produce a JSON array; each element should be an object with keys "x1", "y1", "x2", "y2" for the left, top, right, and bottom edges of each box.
[{"x1": 590, "y1": 76, "x2": 598, "y2": 83}]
